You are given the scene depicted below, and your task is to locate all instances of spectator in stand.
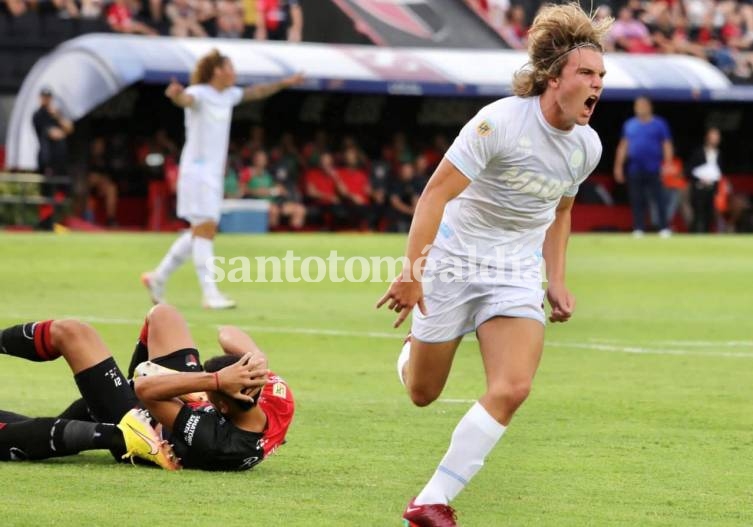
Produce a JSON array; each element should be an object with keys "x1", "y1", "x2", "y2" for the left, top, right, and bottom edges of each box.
[
  {"x1": 687, "y1": 126, "x2": 723, "y2": 233},
  {"x1": 165, "y1": 0, "x2": 207, "y2": 37},
  {"x1": 486, "y1": 0, "x2": 509, "y2": 33},
  {"x1": 609, "y1": 6, "x2": 655, "y2": 53},
  {"x1": 421, "y1": 133, "x2": 449, "y2": 173},
  {"x1": 107, "y1": 0, "x2": 158, "y2": 34},
  {"x1": 195, "y1": 0, "x2": 216, "y2": 34},
  {"x1": 240, "y1": 150, "x2": 306, "y2": 229},
  {"x1": 302, "y1": 129, "x2": 330, "y2": 167},
  {"x1": 80, "y1": 0, "x2": 104, "y2": 18},
  {"x1": 303, "y1": 152, "x2": 343, "y2": 227},
  {"x1": 241, "y1": 0, "x2": 258, "y2": 37},
  {"x1": 336, "y1": 145, "x2": 370, "y2": 229},
  {"x1": 272, "y1": 132, "x2": 304, "y2": 184},
  {"x1": 413, "y1": 153, "x2": 431, "y2": 193},
  {"x1": 51, "y1": 0, "x2": 80, "y2": 18},
  {"x1": 387, "y1": 161, "x2": 420, "y2": 233},
  {"x1": 499, "y1": 4, "x2": 528, "y2": 50},
  {"x1": 613, "y1": 96, "x2": 674, "y2": 237},
  {"x1": 5, "y1": 0, "x2": 27, "y2": 17},
  {"x1": 86, "y1": 137, "x2": 119, "y2": 227},
  {"x1": 369, "y1": 154, "x2": 390, "y2": 231},
  {"x1": 649, "y1": 5, "x2": 707, "y2": 58},
  {"x1": 215, "y1": 0, "x2": 244, "y2": 38},
  {"x1": 256, "y1": 0, "x2": 303, "y2": 42},
  {"x1": 385, "y1": 131, "x2": 415, "y2": 174}
]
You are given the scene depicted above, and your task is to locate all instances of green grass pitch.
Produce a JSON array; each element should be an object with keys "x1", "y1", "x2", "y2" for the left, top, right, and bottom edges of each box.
[{"x1": 0, "y1": 232, "x2": 751, "y2": 526}]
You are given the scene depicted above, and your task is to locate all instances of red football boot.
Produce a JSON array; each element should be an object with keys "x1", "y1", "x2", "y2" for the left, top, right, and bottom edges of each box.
[{"x1": 402, "y1": 498, "x2": 458, "y2": 527}]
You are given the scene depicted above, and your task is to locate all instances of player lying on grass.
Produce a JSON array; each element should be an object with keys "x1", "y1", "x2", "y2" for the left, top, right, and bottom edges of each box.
[{"x1": 0, "y1": 304, "x2": 294, "y2": 471}]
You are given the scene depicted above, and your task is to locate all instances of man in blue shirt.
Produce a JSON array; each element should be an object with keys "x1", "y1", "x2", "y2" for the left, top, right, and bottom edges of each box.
[{"x1": 613, "y1": 96, "x2": 674, "y2": 236}]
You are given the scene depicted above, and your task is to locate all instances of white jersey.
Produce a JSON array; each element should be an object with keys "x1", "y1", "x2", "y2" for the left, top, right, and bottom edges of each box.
[
  {"x1": 438, "y1": 95, "x2": 602, "y2": 283},
  {"x1": 179, "y1": 84, "x2": 243, "y2": 182}
]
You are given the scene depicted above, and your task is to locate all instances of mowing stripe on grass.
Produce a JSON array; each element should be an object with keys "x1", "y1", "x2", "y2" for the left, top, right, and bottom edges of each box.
[{"x1": 1, "y1": 312, "x2": 751, "y2": 358}]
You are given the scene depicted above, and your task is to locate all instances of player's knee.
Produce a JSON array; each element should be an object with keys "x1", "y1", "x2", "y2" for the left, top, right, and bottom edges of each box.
[
  {"x1": 488, "y1": 381, "x2": 532, "y2": 412},
  {"x1": 146, "y1": 304, "x2": 179, "y2": 326},
  {"x1": 407, "y1": 385, "x2": 440, "y2": 407},
  {"x1": 50, "y1": 319, "x2": 95, "y2": 349}
]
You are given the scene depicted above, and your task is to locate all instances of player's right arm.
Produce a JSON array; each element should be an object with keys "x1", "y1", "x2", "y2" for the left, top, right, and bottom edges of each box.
[
  {"x1": 376, "y1": 158, "x2": 470, "y2": 328},
  {"x1": 165, "y1": 78, "x2": 195, "y2": 108}
]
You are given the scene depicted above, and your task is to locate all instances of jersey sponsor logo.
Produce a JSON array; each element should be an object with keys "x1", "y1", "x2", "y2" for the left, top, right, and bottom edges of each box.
[
  {"x1": 272, "y1": 382, "x2": 287, "y2": 398},
  {"x1": 569, "y1": 149, "x2": 585, "y2": 171},
  {"x1": 500, "y1": 168, "x2": 571, "y2": 199},
  {"x1": 184, "y1": 414, "x2": 201, "y2": 446},
  {"x1": 239, "y1": 456, "x2": 260, "y2": 469},
  {"x1": 476, "y1": 119, "x2": 493, "y2": 137}
]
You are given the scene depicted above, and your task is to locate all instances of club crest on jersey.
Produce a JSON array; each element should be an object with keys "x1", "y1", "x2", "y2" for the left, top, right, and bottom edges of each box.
[
  {"x1": 476, "y1": 120, "x2": 493, "y2": 137},
  {"x1": 272, "y1": 382, "x2": 287, "y2": 398}
]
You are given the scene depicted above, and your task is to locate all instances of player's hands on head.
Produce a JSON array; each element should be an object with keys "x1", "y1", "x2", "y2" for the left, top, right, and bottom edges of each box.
[
  {"x1": 165, "y1": 77, "x2": 185, "y2": 99},
  {"x1": 376, "y1": 275, "x2": 427, "y2": 329},
  {"x1": 216, "y1": 352, "x2": 269, "y2": 403},
  {"x1": 546, "y1": 282, "x2": 575, "y2": 323}
]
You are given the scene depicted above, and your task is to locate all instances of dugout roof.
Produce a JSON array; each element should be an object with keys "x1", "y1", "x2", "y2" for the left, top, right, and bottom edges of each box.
[{"x1": 5, "y1": 34, "x2": 744, "y2": 169}]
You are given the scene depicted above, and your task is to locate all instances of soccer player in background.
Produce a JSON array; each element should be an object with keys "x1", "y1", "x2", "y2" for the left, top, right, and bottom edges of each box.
[
  {"x1": 0, "y1": 304, "x2": 295, "y2": 471},
  {"x1": 142, "y1": 49, "x2": 303, "y2": 309},
  {"x1": 376, "y1": 4, "x2": 613, "y2": 525}
]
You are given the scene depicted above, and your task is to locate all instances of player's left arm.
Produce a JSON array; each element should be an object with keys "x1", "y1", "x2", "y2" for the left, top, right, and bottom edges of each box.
[
  {"x1": 543, "y1": 195, "x2": 575, "y2": 323},
  {"x1": 242, "y1": 73, "x2": 304, "y2": 102},
  {"x1": 218, "y1": 326, "x2": 269, "y2": 371}
]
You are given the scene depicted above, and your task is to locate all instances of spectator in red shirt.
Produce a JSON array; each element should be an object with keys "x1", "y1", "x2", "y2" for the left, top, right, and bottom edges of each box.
[
  {"x1": 337, "y1": 146, "x2": 370, "y2": 229},
  {"x1": 256, "y1": 0, "x2": 303, "y2": 42},
  {"x1": 107, "y1": 0, "x2": 158, "y2": 34}
]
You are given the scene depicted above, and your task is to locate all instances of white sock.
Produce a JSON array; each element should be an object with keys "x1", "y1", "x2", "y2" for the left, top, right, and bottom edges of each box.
[
  {"x1": 414, "y1": 402, "x2": 506, "y2": 506},
  {"x1": 153, "y1": 231, "x2": 192, "y2": 283},
  {"x1": 192, "y1": 237, "x2": 220, "y2": 297},
  {"x1": 397, "y1": 340, "x2": 411, "y2": 386}
]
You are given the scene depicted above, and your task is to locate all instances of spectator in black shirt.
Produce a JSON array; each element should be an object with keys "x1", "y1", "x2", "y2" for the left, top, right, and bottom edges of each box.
[
  {"x1": 32, "y1": 87, "x2": 73, "y2": 177},
  {"x1": 388, "y1": 161, "x2": 420, "y2": 233}
]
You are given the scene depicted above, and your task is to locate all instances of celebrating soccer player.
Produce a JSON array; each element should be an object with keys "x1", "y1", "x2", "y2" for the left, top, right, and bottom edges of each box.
[
  {"x1": 142, "y1": 49, "x2": 304, "y2": 309},
  {"x1": 376, "y1": 4, "x2": 613, "y2": 525}
]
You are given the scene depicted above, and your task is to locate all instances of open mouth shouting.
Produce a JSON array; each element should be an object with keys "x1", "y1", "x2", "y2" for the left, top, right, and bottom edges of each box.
[{"x1": 584, "y1": 95, "x2": 599, "y2": 115}]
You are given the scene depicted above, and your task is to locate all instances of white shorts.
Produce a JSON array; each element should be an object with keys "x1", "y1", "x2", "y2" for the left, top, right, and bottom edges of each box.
[
  {"x1": 411, "y1": 252, "x2": 546, "y2": 343},
  {"x1": 176, "y1": 167, "x2": 223, "y2": 225}
]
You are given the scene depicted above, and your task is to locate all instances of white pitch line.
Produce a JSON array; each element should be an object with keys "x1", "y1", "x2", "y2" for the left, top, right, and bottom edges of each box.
[
  {"x1": 438, "y1": 399, "x2": 477, "y2": 404},
  {"x1": 588, "y1": 337, "x2": 753, "y2": 347},
  {"x1": 1, "y1": 312, "x2": 752, "y2": 358},
  {"x1": 548, "y1": 341, "x2": 753, "y2": 358}
]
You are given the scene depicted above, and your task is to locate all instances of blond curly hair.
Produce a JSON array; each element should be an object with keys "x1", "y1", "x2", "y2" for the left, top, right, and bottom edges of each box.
[
  {"x1": 512, "y1": 3, "x2": 613, "y2": 97},
  {"x1": 191, "y1": 49, "x2": 228, "y2": 85}
]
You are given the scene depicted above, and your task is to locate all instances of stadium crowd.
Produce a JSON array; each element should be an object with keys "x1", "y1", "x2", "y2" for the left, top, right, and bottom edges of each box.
[
  {"x1": 470, "y1": 0, "x2": 753, "y2": 82},
  {"x1": 0, "y1": 0, "x2": 302, "y2": 41},
  {"x1": 77, "y1": 127, "x2": 445, "y2": 233},
  {"x1": 69, "y1": 124, "x2": 752, "y2": 234}
]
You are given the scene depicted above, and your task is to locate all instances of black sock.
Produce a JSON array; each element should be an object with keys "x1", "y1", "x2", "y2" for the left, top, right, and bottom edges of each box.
[
  {"x1": 57, "y1": 398, "x2": 94, "y2": 421},
  {"x1": 0, "y1": 321, "x2": 59, "y2": 361},
  {"x1": 0, "y1": 418, "x2": 126, "y2": 461}
]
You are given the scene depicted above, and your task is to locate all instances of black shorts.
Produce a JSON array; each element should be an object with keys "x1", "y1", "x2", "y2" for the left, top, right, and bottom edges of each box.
[
  {"x1": 151, "y1": 348, "x2": 203, "y2": 373},
  {"x1": 74, "y1": 348, "x2": 202, "y2": 424}
]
